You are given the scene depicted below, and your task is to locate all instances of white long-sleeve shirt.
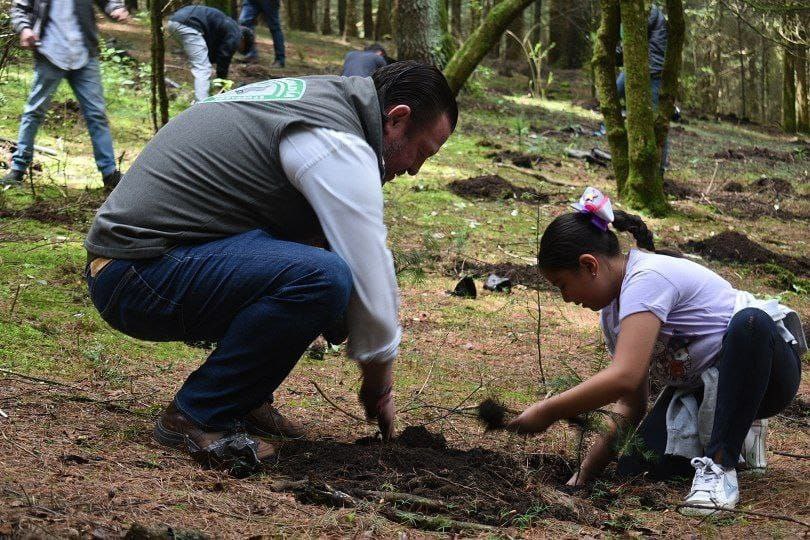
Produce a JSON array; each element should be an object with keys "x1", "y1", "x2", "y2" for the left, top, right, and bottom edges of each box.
[{"x1": 279, "y1": 125, "x2": 401, "y2": 364}]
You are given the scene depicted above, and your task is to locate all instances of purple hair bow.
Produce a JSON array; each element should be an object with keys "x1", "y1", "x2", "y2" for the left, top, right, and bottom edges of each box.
[{"x1": 570, "y1": 187, "x2": 614, "y2": 231}]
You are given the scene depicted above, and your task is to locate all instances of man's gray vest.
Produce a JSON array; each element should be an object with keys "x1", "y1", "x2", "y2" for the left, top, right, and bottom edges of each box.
[{"x1": 85, "y1": 76, "x2": 384, "y2": 259}]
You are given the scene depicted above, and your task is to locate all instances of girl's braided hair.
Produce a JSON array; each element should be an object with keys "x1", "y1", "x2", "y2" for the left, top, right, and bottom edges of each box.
[{"x1": 538, "y1": 210, "x2": 678, "y2": 270}]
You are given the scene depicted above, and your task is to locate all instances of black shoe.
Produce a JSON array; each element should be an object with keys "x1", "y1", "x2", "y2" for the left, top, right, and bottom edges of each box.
[
  {"x1": 271, "y1": 59, "x2": 285, "y2": 68},
  {"x1": 102, "y1": 169, "x2": 121, "y2": 192},
  {"x1": 1, "y1": 169, "x2": 24, "y2": 186}
]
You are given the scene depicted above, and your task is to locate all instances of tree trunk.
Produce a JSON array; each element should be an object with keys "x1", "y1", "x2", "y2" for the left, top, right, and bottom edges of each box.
[
  {"x1": 593, "y1": 0, "x2": 628, "y2": 192},
  {"x1": 322, "y1": 0, "x2": 333, "y2": 34},
  {"x1": 344, "y1": 0, "x2": 358, "y2": 38},
  {"x1": 150, "y1": 0, "x2": 169, "y2": 131},
  {"x1": 532, "y1": 0, "x2": 542, "y2": 44},
  {"x1": 619, "y1": 0, "x2": 667, "y2": 215},
  {"x1": 548, "y1": 0, "x2": 588, "y2": 68},
  {"x1": 363, "y1": 0, "x2": 374, "y2": 38},
  {"x1": 375, "y1": 0, "x2": 392, "y2": 40},
  {"x1": 395, "y1": 0, "x2": 442, "y2": 65},
  {"x1": 783, "y1": 46, "x2": 797, "y2": 134},
  {"x1": 796, "y1": 45, "x2": 809, "y2": 133},
  {"x1": 653, "y1": 0, "x2": 683, "y2": 187},
  {"x1": 451, "y1": 0, "x2": 462, "y2": 38},
  {"x1": 470, "y1": 0, "x2": 482, "y2": 31},
  {"x1": 338, "y1": 0, "x2": 347, "y2": 34},
  {"x1": 736, "y1": 15, "x2": 746, "y2": 119},
  {"x1": 499, "y1": 6, "x2": 525, "y2": 76},
  {"x1": 298, "y1": 0, "x2": 316, "y2": 31},
  {"x1": 204, "y1": 0, "x2": 230, "y2": 13},
  {"x1": 443, "y1": 0, "x2": 537, "y2": 94}
]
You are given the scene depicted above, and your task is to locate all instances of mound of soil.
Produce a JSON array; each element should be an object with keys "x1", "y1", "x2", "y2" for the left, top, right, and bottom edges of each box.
[
  {"x1": 447, "y1": 175, "x2": 548, "y2": 203},
  {"x1": 486, "y1": 150, "x2": 544, "y2": 169},
  {"x1": 723, "y1": 181, "x2": 745, "y2": 192},
  {"x1": 683, "y1": 231, "x2": 808, "y2": 276},
  {"x1": 449, "y1": 259, "x2": 553, "y2": 291},
  {"x1": 478, "y1": 398, "x2": 510, "y2": 431},
  {"x1": 712, "y1": 146, "x2": 794, "y2": 162},
  {"x1": 44, "y1": 98, "x2": 82, "y2": 126},
  {"x1": 708, "y1": 192, "x2": 810, "y2": 222},
  {"x1": 266, "y1": 429, "x2": 595, "y2": 528},
  {"x1": 750, "y1": 177, "x2": 795, "y2": 196},
  {"x1": 234, "y1": 63, "x2": 273, "y2": 84},
  {"x1": 663, "y1": 179, "x2": 699, "y2": 199}
]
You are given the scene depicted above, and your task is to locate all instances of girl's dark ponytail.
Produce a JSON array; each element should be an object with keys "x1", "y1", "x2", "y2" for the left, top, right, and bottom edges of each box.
[{"x1": 612, "y1": 210, "x2": 655, "y2": 251}]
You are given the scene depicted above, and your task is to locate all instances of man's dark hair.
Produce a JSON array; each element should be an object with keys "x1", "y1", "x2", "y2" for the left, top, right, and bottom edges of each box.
[
  {"x1": 364, "y1": 43, "x2": 387, "y2": 56},
  {"x1": 372, "y1": 60, "x2": 458, "y2": 131},
  {"x1": 240, "y1": 26, "x2": 255, "y2": 53}
]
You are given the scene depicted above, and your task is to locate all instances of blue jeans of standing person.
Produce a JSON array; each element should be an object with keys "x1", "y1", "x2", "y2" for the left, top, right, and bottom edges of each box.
[
  {"x1": 616, "y1": 71, "x2": 669, "y2": 172},
  {"x1": 11, "y1": 55, "x2": 117, "y2": 176},
  {"x1": 85, "y1": 229, "x2": 353, "y2": 430},
  {"x1": 617, "y1": 308, "x2": 801, "y2": 479},
  {"x1": 238, "y1": 0, "x2": 285, "y2": 64}
]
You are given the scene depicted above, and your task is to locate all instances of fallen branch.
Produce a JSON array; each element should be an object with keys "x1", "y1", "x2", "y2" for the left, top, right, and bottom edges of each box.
[
  {"x1": 495, "y1": 162, "x2": 577, "y2": 187},
  {"x1": 772, "y1": 450, "x2": 810, "y2": 460},
  {"x1": 354, "y1": 489, "x2": 452, "y2": 513},
  {"x1": 0, "y1": 136, "x2": 57, "y2": 156},
  {"x1": 0, "y1": 367, "x2": 81, "y2": 389},
  {"x1": 310, "y1": 380, "x2": 365, "y2": 423},
  {"x1": 380, "y1": 507, "x2": 498, "y2": 533},
  {"x1": 675, "y1": 503, "x2": 810, "y2": 529}
]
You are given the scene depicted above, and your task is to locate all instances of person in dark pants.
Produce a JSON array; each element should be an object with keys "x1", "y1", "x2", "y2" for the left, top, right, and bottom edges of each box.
[
  {"x1": 504, "y1": 187, "x2": 804, "y2": 516},
  {"x1": 238, "y1": 0, "x2": 285, "y2": 67},
  {"x1": 84, "y1": 63, "x2": 457, "y2": 471},
  {"x1": 168, "y1": 5, "x2": 254, "y2": 102},
  {"x1": 4, "y1": 0, "x2": 129, "y2": 189},
  {"x1": 615, "y1": 4, "x2": 670, "y2": 173},
  {"x1": 342, "y1": 43, "x2": 392, "y2": 77}
]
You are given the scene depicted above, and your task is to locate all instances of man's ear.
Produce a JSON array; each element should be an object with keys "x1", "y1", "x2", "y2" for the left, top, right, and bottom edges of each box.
[
  {"x1": 384, "y1": 104, "x2": 412, "y2": 134},
  {"x1": 578, "y1": 254, "x2": 599, "y2": 277}
]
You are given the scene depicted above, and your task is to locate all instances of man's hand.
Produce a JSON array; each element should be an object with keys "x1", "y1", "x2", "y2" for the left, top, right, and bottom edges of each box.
[
  {"x1": 506, "y1": 400, "x2": 555, "y2": 435},
  {"x1": 19, "y1": 28, "x2": 38, "y2": 49},
  {"x1": 358, "y1": 362, "x2": 395, "y2": 440},
  {"x1": 110, "y1": 8, "x2": 129, "y2": 21}
]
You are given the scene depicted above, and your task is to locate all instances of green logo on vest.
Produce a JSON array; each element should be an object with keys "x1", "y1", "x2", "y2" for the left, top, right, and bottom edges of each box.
[{"x1": 202, "y1": 78, "x2": 306, "y2": 103}]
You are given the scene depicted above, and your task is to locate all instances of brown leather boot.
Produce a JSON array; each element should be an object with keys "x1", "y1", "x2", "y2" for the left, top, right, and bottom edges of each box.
[
  {"x1": 154, "y1": 402, "x2": 275, "y2": 473},
  {"x1": 244, "y1": 402, "x2": 305, "y2": 439}
]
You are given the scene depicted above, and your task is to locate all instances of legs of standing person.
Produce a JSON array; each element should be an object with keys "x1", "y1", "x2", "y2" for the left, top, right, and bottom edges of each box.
[
  {"x1": 615, "y1": 71, "x2": 626, "y2": 101},
  {"x1": 66, "y1": 58, "x2": 117, "y2": 177},
  {"x1": 10, "y1": 55, "x2": 66, "y2": 173},
  {"x1": 167, "y1": 21, "x2": 212, "y2": 102},
  {"x1": 86, "y1": 229, "x2": 353, "y2": 431},
  {"x1": 705, "y1": 308, "x2": 801, "y2": 468},
  {"x1": 262, "y1": 0, "x2": 285, "y2": 66},
  {"x1": 238, "y1": 0, "x2": 261, "y2": 59}
]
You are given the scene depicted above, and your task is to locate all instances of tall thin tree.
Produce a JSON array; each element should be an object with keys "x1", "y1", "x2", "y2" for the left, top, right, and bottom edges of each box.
[
  {"x1": 363, "y1": 0, "x2": 374, "y2": 38},
  {"x1": 150, "y1": 0, "x2": 169, "y2": 131},
  {"x1": 375, "y1": 0, "x2": 392, "y2": 40}
]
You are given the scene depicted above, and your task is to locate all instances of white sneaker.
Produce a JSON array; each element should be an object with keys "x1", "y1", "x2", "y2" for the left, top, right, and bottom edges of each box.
[
  {"x1": 741, "y1": 418, "x2": 768, "y2": 472},
  {"x1": 681, "y1": 457, "x2": 740, "y2": 516}
]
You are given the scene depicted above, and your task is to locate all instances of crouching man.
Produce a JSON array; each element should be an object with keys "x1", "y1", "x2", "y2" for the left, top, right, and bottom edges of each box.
[{"x1": 84, "y1": 62, "x2": 457, "y2": 469}]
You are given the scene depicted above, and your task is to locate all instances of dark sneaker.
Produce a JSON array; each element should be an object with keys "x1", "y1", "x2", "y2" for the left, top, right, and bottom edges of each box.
[
  {"x1": 238, "y1": 55, "x2": 259, "y2": 64},
  {"x1": 102, "y1": 170, "x2": 121, "y2": 192},
  {"x1": 271, "y1": 59, "x2": 285, "y2": 68},
  {"x1": 1, "y1": 169, "x2": 24, "y2": 186},
  {"x1": 245, "y1": 402, "x2": 305, "y2": 439},
  {"x1": 154, "y1": 402, "x2": 275, "y2": 476}
]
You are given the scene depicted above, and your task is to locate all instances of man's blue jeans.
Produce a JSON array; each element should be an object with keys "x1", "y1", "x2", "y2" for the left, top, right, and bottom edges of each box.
[
  {"x1": 238, "y1": 0, "x2": 285, "y2": 63},
  {"x1": 86, "y1": 230, "x2": 353, "y2": 430},
  {"x1": 12, "y1": 55, "x2": 117, "y2": 176},
  {"x1": 616, "y1": 71, "x2": 669, "y2": 172}
]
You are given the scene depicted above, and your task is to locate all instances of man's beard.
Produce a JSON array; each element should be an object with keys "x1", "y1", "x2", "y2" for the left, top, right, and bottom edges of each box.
[{"x1": 381, "y1": 136, "x2": 407, "y2": 182}]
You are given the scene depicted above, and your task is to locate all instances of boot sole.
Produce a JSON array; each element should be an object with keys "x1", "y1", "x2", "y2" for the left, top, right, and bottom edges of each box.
[{"x1": 153, "y1": 417, "x2": 200, "y2": 451}]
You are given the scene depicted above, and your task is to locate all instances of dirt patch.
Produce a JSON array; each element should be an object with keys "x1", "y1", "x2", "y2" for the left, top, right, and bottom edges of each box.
[
  {"x1": 0, "y1": 192, "x2": 105, "y2": 226},
  {"x1": 266, "y1": 429, "x2": 595, "y2": 528},
  {"x1": 663, "y1": 179, "x2": 699, "y2": 199},
  {"x1": 723, "y1": 181, "x2": 745, "y2": 192},
  {"x1": 449, "y1": 259, "x2": 553, "y2": 291},
  {"x1": 447, "y1": 175, "x2": 548, "y2": 203},
  {"x1": 712, "y1": 146, "x2": 795, "y2": 162},
  {"x1": 44, "y1": 98, "x2": 82, "y2": 127},
  {"x1": 683, "y1": 231, "x2": 809, "y2": 276},
  {"x1": 486, "y1": 150, "x2": 544, "y2": 169},
  {"x1": 750, "y1": 177, "x2": 795, "y2": 196},
  {"x1": 709, "y1": 191, "x2": 810, "y2": 222},
  {"x1": 233, "y1": 63, "x2": 273, "y2": 84}
]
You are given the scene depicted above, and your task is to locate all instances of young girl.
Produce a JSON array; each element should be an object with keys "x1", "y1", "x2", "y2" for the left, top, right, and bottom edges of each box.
[{"x1": 508, "y1": 187, "x2": 805, "y2": 515}]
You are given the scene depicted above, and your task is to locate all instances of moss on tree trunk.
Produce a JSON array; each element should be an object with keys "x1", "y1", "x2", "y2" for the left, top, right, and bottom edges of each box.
[
  {"x1": 443, "y1": 0, "x2": 536, "y2": 95},
  {"x1": 618, "y1": 0, "x2": 667, "y2": 215},
  {"x1": 654, "y1": 0, "x2": 683, "y2": 181},
  {"x1": 592, "y1": 0, "x2": 628, "y2": 192}
]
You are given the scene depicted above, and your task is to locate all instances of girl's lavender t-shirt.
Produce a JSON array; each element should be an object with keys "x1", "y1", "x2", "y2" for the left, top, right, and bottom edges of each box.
[{"x1": 600, "y1": 249, "x2": 737, "y2": 388}]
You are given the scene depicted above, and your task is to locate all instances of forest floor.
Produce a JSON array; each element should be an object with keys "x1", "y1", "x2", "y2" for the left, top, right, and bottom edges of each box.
[{"x1": 0, "y1": 14, "x2": 808, "y2": 539}]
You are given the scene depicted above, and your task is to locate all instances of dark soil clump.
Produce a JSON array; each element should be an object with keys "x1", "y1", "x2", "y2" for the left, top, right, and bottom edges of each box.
[
  {"x1": 712, "y1": 146, "x2": 794, "y2": 162},
  {"x1": 750, "y1": 177, "x2": 795, "y2": 196},
  {"x1": 448, "y1": 175, "x2": 548, "y2": 203},
  {"x1": 450, "y1": 259, "x2": 553, "y2": 290},
  {"x1": 486, "y1": 150, "x2": 544, "y2": 169},
  {"x1": 683, "y1": 231, "x2": 808, "y2": 276},
  {"x1": 477, "y1": 398, "x2": 509, "y2": 431},
  {"x1": 266, "y1": 431, "x2": 592, "y2": 528},
  {"x1": 397, "y1": 425, "x2": 447, "y2": 450},
  {"x1": 663, "y1": 179, "x2": 699, "y2": 199},
  {"x1": 0, "y1": 192, "x2": 105, "y2": 226},
  {"x1": 234, "y1": 63, "x2": 273, "y2": 84},
  {"x1": 723, "y1": 181, "x2": 745, "y2": 192}
]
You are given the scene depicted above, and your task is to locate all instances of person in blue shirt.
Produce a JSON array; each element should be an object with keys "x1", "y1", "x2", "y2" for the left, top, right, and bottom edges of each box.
[{"x1": 342, "y1": 43, "x2": 393, "y2": 77}]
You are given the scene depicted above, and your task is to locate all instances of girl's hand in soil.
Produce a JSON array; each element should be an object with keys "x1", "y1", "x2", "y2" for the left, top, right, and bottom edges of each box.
[{"x1": 506, "y1": 401, "x2": 555, "y2": 435}]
